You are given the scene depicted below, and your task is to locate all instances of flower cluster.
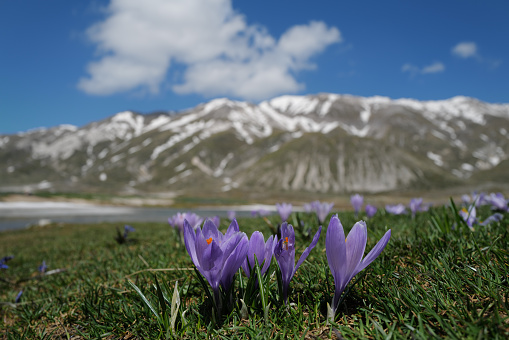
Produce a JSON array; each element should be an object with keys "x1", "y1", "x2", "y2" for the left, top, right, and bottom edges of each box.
[
  {"x1": 182, "y1": 213, "x2": 390, "y2": 320},
  {"x1": 304, "y1": 200, "x2": 334, "y2": 223},
  {"x1": 459, "y1": 205, "x2": 503, "y2": 229},
  {"x1": 350, "y1": 194, "x2": 363, "y2": 218},
  {"x1": 169, "y1": 212, "x2": 204, "y2": 232},
  {"x1": 275, "y1": 203, "x2": 292, "y2": 222}
]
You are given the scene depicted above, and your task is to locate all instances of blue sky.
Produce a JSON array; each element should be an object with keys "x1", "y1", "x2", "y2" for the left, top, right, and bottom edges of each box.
[{"x1": 1, "y1": 0, "x2": 508, "y2": 134}]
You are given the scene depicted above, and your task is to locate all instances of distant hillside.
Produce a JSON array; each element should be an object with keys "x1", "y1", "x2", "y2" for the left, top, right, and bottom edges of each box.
[{"x1": 1, "y1": 94, "x2": 508, "y2": 199}]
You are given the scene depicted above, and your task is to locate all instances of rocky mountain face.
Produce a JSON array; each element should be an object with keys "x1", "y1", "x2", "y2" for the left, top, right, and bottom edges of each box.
[{"x1": 1, "y1": 94, "x2": 508, "y2": 198}]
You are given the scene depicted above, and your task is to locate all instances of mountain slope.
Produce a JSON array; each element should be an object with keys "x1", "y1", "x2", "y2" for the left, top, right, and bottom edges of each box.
[{"x1": 1, "y1": 94, "x2": 508, "y2": 197}]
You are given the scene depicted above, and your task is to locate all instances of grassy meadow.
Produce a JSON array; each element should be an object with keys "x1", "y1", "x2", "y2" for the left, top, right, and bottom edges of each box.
[{"x1": 0, "y1": 201, "x2": 508, "y2": 339}]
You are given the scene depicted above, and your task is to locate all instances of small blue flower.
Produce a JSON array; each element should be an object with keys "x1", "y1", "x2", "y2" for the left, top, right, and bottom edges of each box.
[
  {"x1": 0, "y1": 255, "x2": 14, "y2": 269},
  {"x1": 38, "y1": 260, "x2": 47, "y2": 274},
  {"x1": 15, "y1": 290, "x2": 23, "y2": 303},
  {"x1": 123, "y1": 225, "x2": 135, "y2": 239}
]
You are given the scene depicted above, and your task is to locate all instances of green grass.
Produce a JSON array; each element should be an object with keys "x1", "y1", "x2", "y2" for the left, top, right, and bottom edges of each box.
[{"x1": 0, "y1": 203, "x2": 508, "y2": 339}]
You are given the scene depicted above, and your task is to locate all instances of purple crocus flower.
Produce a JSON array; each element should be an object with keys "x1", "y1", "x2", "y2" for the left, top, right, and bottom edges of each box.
[
  {"x1": 460, "y1": 206, "x2": 503, "y2": 228},
  {"x1": 210, "y1": 216, "x2": 220, "y2": 227},
  {"x1": 242, "y1": 231, "x2": 277, "y2": 278},
  {"x1": 480, "y1": 213, "x2": 504, "y2": 226},
  {"x1": 350, "y1": 194, "x2": 364, "y2": 217},
  {"x1": 227, "y1": 210, "x2": 236, "y2": 220},
  {"x1": 459, "y1": 206, "x2": 477, "y2": 228},
  {"x1": 461, "y1": 194, "x2": 471, "y2": 205},
  {"x1": 365, "y1": 204, "x2": 377, "y2": 218},
  {"x1": 472, "y1": 192, "x2": 487, "y2": 207},
  {"x1": 38, "y1": 260, "x2": 47, "y2": 274},
  {"x1": 169, "y1": 212, "x2": 204, "y2": 232},
  {"x1": 385, "y1": 204, "x2": 407, "y2": 215},
  {"x1": 409, "y1": 198, "x2": 423, "y2": 218},
  {"x1": 311, "y1": 201, "x2": 334, "y2": 223},
  {"x1": 276, "y1": 203, "x2": 293, "y2": 222},
  {"x1": 274, "y1": 222, "x2": 322, "y2": 305},
  {"x1": 326, "y1": 215, "x2": 391, "y2": 318},
  {"x1": 123, "y1": 225, "x2": 135, "y2": 239},
  {"x1": 487, "y1": 193, "x2": 508, "y2": 212},
  {"x1": 183, "y1": 218, "x2": 248, "y2": 309},
  {"x1": 15, "y1": 290, "x2": 23, "y2": 303},
  {"x1": 0, "y1": 255, "x2": 14, "y2": 269}
]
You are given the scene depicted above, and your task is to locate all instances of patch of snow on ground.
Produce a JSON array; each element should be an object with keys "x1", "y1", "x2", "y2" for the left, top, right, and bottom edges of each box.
[
  {"x1": 472, "y1": 145, "x2": 505, "y2": 168},
  {"x1": 0, "y1": 136, "x2": 10, "y2": 148},
  {"x1": 268, "y1": 144, "x2": 280, "y2": 153},
  {"x1": 451, "y1": 169, "x2": 465, "y2": 178},
  {"x1": 112, "y1": 111, "x2": 144, "y2": 137},
  {"x1": 111, "y1": 154, "x2": 125, "y2": 163},
  {"x1": 291, "y1": 131, "x2": 303, "y2": 138},
  {"x1": 143, "y1": 115, "x2": 171, "y2": 132},
  {"x1": 158, "y1": 112, "x2": 205, "y2": 132},
  {"x1": 232, "y1": 121, "x2": 253, "y2": 144},
  {"x1": 174, "y1": 163, "x2": 186, "y2": 172},
  {"x1": 152, "y1": 120, "x2": 213, "y2": 160},
  {"x1": 213, "y1": 153, "x2": 234, "y2": 177},
  {"x1": 168, "y1": 169, "x2": 193, "y2": 184},
  {"x1": 480, "y1": 134, "x2": 489, "y2": 142},
  {"x1": 322, "y1": 122, "x2": 339, "y2": 134},
  {"x1": 269, "y1": 95, "x2": 319, "y2": 115},
  {"x1": 500, "y1": 128, "x2": 508, "y2": 136},
  {"x1": 128, "y1": 145, "x2": 142, "y2": 154},
  {"x1": 36, "y1": 181, "x2": 52, "y2": 190},
  {"x1": 431, "y1": 130, "x2": 447, "y2": 140},
  {"x1": 99, "y1": 173, "x2": 107, "y2": 181},
  {"x1": 191, "y1": 156, "x2": 214, "y2": 176},
  {"x1": 198, "y1": 121, "x2": 230, "y2": 139},
  {"x1": 360, "y1": 104, "x2": 371, "y2": 123},
  {"x1": 31, "y1": 134, "x2": 83, "y2": 160},
  {"x1": 427, "y1": 151, "x2": 444, "y2": 167},
  {"x1": 203, "y1": 98, "x2": 232, "y2": 114},
  {"x1": 338, "y1": 122, "x2": 370, "y2": 137},
  {"x1": 461, "y1": 163, "x2": 474, "y2": 171},
  {"x1": 456, "y1": 120, "x2": 467, "y2": 130},
  {"x1": 98, "y1": 148, "x2": 108, "y2": 159},
  {"x1": 319, "y1": 100, "x2": 332, "y2": 116},
  {"x1": 7, "y1": 166, "x2": 14, "y2": 173}
]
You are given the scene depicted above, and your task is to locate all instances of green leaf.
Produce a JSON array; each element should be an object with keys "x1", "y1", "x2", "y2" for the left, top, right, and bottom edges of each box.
[{"x1": 127, "y1": 279, "x2": 161, "y2": 324}]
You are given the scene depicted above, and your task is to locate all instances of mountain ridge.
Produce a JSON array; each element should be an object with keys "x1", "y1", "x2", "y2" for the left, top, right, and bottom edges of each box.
[{"x1": 1, "y1": 93, "x2": 508, "y2": 198}]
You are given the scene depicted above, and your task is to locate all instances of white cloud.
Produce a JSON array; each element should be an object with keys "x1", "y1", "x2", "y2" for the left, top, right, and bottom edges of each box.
[
  {"x1": 421, "y1": 61, "x2": 445, "y2": 74},
  {"x1": 78, "y1": 0, "x2": 341, "y2": 100},
  {"x1": 402, "y1": 61, "x2": 445, "y2": 75},
  {"x1": 452, "y1": 42, "x2": 477, "y2": 58}
]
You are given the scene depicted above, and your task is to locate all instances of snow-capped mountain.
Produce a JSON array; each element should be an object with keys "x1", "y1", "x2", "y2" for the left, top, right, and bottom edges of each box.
[{"x1": 1, "y1": 93, "x2": 508, "y2": 197}]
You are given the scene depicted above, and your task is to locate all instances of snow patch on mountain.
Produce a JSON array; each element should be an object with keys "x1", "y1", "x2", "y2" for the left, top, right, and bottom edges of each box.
[{"x1": 268, "y1": 95, "x2": 319, "y2": 115}]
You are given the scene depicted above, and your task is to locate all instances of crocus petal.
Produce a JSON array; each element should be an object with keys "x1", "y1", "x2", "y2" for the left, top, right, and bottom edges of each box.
[
  {"x1": 225, "y1": 218, "x2": 240, "y2": 238},
  {"x1": 325, "y1": 216, "x2": 346, "y2": 283},
  {"x1": 353, "y1": 229, "x2": 391, "y2": 276},
  {"x1": 344, "y1": 221, "x2": 367, "y2": 282},
  {"x1": 220, "y1": 234, "x2": 248, "y2": 291},
  {"x1": 261, "y1": 235, "x2": 277, "y2": 275},
  {"x1": 195, "y1": 230, "x2": 223, "y2": 272},
  {"x1": 294, "y1": 226, "x2": 322, "y2": 275},
  {"x1": 242, "y1": 231, "x2": 266, "y2": 277},
  {"x1": 275, "y1": 238, "x2": 294, "y2": 284},
  {"x1": 202, "y1": 219, "x2": 221, "y2": 240},
  {"x1": 183, "y1": 220, "x2": 198, "y2": 265}
]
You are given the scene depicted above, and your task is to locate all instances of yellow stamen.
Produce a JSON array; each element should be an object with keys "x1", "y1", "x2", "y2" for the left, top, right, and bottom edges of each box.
[
  {"x1": 206, "y1": 237, "x2": 213, "y2": 245},
  {"x1": 283, "y1": 237, "x2": 289, "y2": 250}
]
